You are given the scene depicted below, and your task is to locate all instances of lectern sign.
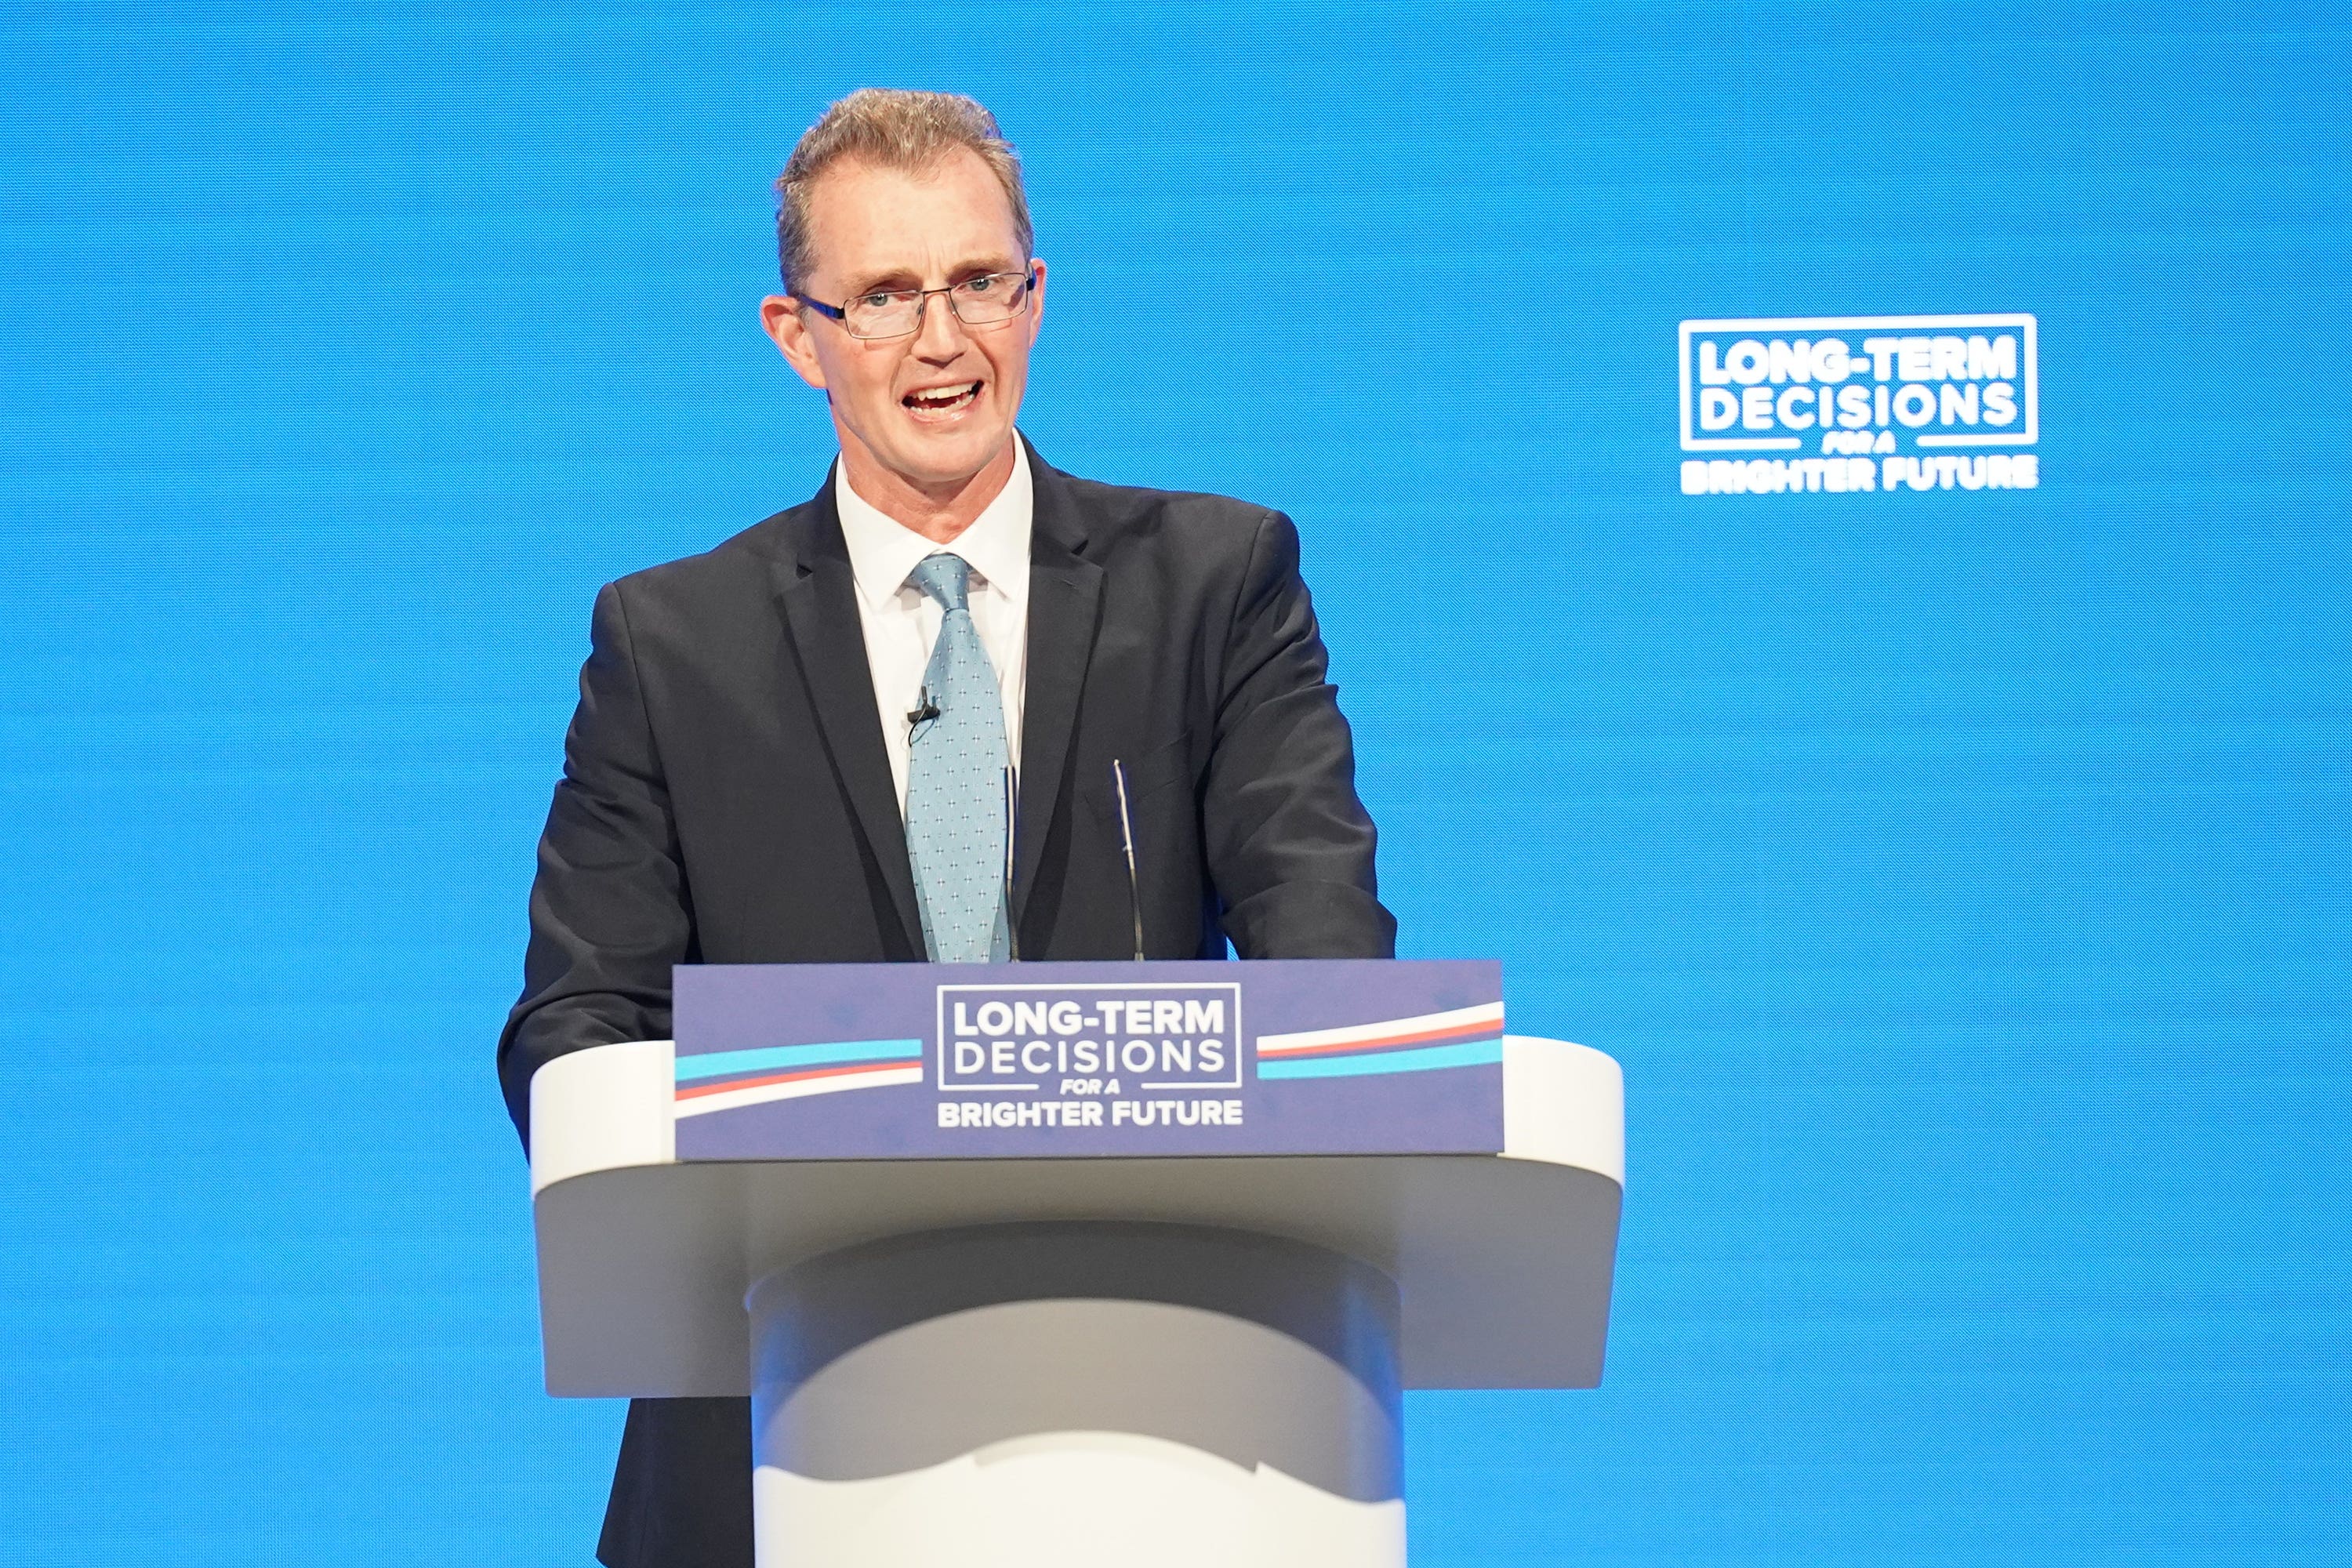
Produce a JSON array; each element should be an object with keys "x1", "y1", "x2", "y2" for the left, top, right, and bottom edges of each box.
[
  {"x1": 670, "y1": 959, "x2": 1502, "y2": 1162},
  {"x1": 936, "y1": 981, "x2": 1245, "y2": 1093}
]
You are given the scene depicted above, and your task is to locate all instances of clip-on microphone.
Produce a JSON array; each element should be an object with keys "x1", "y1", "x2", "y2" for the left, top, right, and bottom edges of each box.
[{"x1": 906, "y1": 689, "x2": 941, "y2": 738}]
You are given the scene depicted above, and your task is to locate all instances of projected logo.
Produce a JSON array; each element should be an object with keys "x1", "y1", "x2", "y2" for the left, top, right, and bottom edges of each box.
[{"x1": 1678, "y1": 314, "x2": 2038, "y2": 496}]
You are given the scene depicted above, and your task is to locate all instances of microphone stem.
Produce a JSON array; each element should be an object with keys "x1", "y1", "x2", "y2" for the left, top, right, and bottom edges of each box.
[
  {"x1": 1003, "y1": 764, "x2": 1021, "y2": 962},
  {"x1": 1112, "y1": 759, "x2": 1145, "y2": 962}
]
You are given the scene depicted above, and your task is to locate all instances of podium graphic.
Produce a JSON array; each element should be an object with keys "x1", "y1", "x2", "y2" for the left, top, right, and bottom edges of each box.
[{"x1": 530, "y1": 960, "x2": 1622, "y2": 1566}]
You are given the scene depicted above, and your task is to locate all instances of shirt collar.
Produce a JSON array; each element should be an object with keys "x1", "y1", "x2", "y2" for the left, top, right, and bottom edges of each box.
[{"x1": 835, "y1": 437, "x2": 1034, "y2": 611}]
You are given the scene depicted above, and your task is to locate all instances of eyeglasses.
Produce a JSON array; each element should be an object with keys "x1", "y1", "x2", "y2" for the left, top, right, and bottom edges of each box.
[{"x1": 795, "y1": 267, "x2": 1036, "y2": 341}]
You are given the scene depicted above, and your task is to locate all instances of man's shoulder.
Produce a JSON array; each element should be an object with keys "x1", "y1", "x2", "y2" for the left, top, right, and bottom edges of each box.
[
  {"x1": 1042, "y1": 463, "x2": 1287, "y2": 558},
  {"x1": 601, "y1": 499, "x2": 814, "y2": 610}
]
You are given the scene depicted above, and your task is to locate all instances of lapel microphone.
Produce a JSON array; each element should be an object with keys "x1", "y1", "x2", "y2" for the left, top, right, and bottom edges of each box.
[
  {"x1": 1111, "y1": 759, "x2": 1145, "y2": 962},
  {"x1": 906, "y1": 688, "x2": 941, "y2": 740}
]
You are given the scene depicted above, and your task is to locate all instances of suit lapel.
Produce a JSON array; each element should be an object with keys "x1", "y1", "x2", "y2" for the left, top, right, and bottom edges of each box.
[
  {"x1": 1016, "y1": 455, "x2": 1106, "y2": 922},
  {"x1": 770, "y1": 478, "x2": 925, "y2": 954}
]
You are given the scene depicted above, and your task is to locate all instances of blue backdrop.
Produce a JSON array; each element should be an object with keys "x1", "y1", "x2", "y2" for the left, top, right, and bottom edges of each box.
[{"x1": 5, "y1": 2, "x2": 2347, "y2": 1563}]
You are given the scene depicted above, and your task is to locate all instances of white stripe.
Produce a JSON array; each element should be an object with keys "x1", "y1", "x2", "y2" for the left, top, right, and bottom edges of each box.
[
  {"x1": 673, "y1": 1065, "x2": 924, "y2": 1119},
  {"x1": 1255, "y1": 1002, "x2": 1505, "y2": 1057}
]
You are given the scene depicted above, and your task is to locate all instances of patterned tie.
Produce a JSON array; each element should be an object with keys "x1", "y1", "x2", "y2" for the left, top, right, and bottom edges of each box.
[{"x1": 903, "y1": 553, "x2": 1012, "y2": 963}]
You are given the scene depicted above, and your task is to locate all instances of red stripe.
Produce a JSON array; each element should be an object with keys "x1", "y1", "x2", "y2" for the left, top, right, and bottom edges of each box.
[
  {"x1": 1262, "y1": 1019, "x2": 1501, "y2": 1059},
  {"x1": 675, "y1": 1058, "x2": 918, "y2": 1101}
]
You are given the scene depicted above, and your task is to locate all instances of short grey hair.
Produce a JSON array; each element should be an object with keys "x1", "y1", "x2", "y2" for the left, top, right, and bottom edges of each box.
[{"x1": 775, "y1": 89, "x2": 1032, "y2": 295}]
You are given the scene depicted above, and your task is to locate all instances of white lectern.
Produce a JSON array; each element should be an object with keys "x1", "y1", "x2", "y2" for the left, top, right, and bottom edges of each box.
[{"x1": 529, "y1": 961, "x2": 1621, "y2": 1567}]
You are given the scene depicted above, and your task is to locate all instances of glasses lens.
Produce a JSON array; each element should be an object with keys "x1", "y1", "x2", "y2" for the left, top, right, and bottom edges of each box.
[
  {"x1": 947, "y1": 270, "x2": 1032, "y2": 325},
  {"x1": 843, "y1": 290, "x2": 923, "y2": 339}
]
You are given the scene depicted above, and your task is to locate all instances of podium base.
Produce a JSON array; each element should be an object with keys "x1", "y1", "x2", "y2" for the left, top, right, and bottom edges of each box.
[
  {"x1": 747, "y1": 1222, "x2": 1406, "y2": 1568},
  {"x1": 756, "y1": 1433, "x2": 1403, "y2": 1567}
]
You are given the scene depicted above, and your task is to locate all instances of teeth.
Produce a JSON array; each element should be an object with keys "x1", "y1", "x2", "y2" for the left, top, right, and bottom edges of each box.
[{"x1": 907, "y1": 383, "x2": 979, "y2": 406}]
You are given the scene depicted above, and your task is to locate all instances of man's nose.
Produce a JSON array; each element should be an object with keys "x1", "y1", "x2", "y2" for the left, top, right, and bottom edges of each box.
[{"x1": 912, "y1": 289, "x2": 970, "y2": 359}]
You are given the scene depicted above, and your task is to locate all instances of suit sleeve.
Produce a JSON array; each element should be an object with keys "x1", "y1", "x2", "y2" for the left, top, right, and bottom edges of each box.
[
  {"x1": 1204, "y1": 510, "x2": 1398, "y2": 960},
  {"x1": 496, "y1": 581, "x2": 694, "y2": 1149}
]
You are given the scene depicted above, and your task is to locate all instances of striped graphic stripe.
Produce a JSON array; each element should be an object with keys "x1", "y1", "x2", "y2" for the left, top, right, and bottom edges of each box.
[
  {"x1": 1255, "y1": 1003, "x2": 1504, "y2": 1059},
  {"x1": 673, "y1": 1038, "x2": 922, "y2": 1085},
  {"x1": 673, "y1": 1061, "x2": 924, "y2": 1118},
  {"x1": 1256, "y1": 1038, "x2": 1504, "y2": 1080}
]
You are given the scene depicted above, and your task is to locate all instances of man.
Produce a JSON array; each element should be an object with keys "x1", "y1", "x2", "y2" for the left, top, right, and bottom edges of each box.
[{"x1": 498, "y1": 89, "x2": 1393, "y2": 1568}]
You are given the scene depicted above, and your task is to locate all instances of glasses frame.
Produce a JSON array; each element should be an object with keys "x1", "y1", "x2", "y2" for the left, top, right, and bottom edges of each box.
[{"x1": 794, "y1": 265, "x2": 1039, "y2": 342}]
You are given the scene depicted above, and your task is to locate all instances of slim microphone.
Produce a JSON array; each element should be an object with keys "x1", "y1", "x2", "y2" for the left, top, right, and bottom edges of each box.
[
  {"x1": 1111, "y1": 758, "x2": 1145, "y2": 962},
  {"x1": 1002, "y1": 764, "x2": 1021, "y2": 962}
]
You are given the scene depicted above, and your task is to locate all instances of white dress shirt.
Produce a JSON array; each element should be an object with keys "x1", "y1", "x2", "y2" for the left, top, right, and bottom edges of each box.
[{"x1": 834, "y1": 441, "x2": 1032, "y2": 815}]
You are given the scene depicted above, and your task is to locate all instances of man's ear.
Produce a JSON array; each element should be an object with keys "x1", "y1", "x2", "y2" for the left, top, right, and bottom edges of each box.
[
  {"x1": 761, "y1": 295, "x2": 828, "y2": 391},
  {"x1": 1024, "y1": 258, "x2": 1047, "y2": 347}
]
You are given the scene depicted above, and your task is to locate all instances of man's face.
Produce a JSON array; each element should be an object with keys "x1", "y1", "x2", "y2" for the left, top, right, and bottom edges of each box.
[{"x1": 763, "y1": 147, "x2": 1044, "y2": 503}]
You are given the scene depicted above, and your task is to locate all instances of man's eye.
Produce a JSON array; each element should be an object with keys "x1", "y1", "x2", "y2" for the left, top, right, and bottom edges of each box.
[
  {"x1": 961, "y1": 275, "x2": 1000, "y2": 295},
  {"x1": 858, "y1": 292, "x2": 902, "y2": 310}
]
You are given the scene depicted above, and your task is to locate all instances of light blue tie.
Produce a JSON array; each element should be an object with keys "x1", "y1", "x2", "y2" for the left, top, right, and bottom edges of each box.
[{"x1": 903, "y1": 553, "x2": 1012, "y2": 963}]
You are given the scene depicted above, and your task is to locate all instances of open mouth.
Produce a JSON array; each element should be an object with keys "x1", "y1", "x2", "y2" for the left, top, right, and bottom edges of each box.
[{"x1": 902, "y1": 381, "x2": 982, "y2": 415}]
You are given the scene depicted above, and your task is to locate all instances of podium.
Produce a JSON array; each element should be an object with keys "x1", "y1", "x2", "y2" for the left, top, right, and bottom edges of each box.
[{"x1": 530, "y1": 960, "x2": 1621, "y2": 1566}]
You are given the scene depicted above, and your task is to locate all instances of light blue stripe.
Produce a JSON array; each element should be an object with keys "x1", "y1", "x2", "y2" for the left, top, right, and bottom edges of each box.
[
  {"x1": 1256, "y1": 1036, "x2": 1504, "y2": 1080},
  {"x1": 675, "y1": 1039, "x2": 923, "y2": 1083}
]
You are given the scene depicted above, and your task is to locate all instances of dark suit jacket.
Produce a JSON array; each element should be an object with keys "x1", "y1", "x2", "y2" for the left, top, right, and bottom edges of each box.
[{"x1": 498, "y1": 445, "x2": 1394, "y2": 1568}]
